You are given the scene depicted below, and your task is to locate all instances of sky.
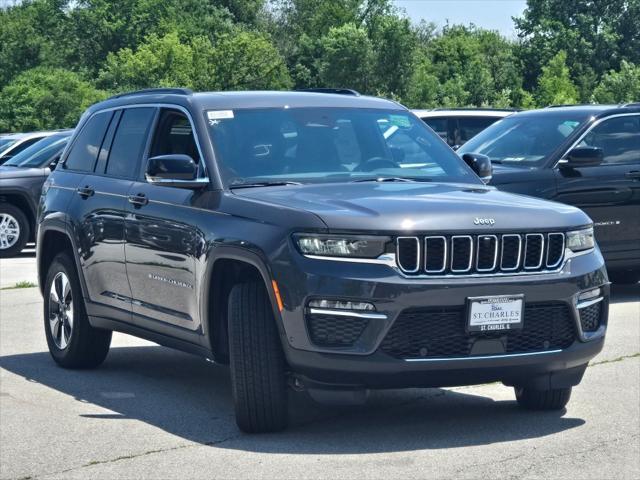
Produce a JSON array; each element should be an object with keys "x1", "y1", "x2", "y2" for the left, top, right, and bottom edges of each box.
[{"x1": 394, "y1": 0, "x2": 528, "y2": 37}]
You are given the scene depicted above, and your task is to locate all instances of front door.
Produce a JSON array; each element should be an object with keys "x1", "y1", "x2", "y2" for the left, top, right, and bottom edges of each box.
[
  {"x1": 554, "y1": 114, "x2": 640, "y2": 262},
  {"x1": 124, "y1": 108, "x2": 206, "y2": 334}
]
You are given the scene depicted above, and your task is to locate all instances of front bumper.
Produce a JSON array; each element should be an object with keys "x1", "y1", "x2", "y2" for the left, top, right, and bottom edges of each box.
[{"x1": 273, "y1": 246, "x2": 609, "y2": 389}]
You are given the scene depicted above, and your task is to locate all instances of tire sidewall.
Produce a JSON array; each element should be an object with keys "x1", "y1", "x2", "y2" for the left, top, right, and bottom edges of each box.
[
  {"x1": 43, "y1": 254, "x2": 85, "y2": 365},
  {"x1": 0, "y1": 204, "x2": 29, "y2": 258}
]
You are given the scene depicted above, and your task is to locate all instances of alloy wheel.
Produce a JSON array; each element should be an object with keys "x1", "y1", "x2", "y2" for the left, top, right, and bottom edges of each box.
[
  {"x1": 48, "y1": 272, "x2": 74, "y2": 349},
  {"x1": 0, "y1": 213, "x2": 20, "y2": 250}
]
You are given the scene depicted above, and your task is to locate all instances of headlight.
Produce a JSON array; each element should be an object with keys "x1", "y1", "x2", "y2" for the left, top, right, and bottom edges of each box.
[
  {"x1": 566, "y1": 227, "x2": 595, "y2": 252},
  {"x1": 294, "y1": 234, "x2": 389, "y2": 258}
]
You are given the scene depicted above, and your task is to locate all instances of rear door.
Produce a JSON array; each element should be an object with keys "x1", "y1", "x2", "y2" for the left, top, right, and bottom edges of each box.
[{"x1": 553, "y1": 114, "x2": 640, "y2": 262}]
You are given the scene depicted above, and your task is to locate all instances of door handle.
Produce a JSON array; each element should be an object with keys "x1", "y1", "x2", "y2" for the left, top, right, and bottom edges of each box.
[
  {"x1": 625, "y1": 170, "x2": 640, "y2": 180},
  {"x1": 76, "y1": 186, "x2": 94, "y2": 198},
  {"x1": 127, "y1": 193, "x2": 148, "y2": 207}
]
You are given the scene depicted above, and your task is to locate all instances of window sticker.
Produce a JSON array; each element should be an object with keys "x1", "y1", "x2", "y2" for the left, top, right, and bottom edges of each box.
[
  {"x1": 389, "y1": 114, "x2": 411, "y2": 128},
  {"x1": 207, "y1": 110, "x2": 234, "y2": 125}
]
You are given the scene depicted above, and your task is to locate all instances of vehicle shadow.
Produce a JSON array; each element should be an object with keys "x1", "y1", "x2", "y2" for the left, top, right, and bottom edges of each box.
[
  {"x1": 610, "y1": 283, "x2": 640, "y2": 304},
  {"x1": 0, "y1": 346, "x2": 585, "y2": 453}
]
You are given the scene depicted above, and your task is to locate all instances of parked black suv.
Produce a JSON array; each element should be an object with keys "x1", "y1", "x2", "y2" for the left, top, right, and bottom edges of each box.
[
  {"x1": 0, "y1": 131, "x2": 72, "y2": 257},
  {"x1": 458, "y1": 104, "x2": 640, "y2": 284},
  {"x1": 38, "y1": 89, "x2": 608, "y2": 433}
]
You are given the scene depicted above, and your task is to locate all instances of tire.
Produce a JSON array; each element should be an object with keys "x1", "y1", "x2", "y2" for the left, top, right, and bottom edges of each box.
[
  {"x1": 0, "y1": 204, "x2": 29, "y2": 258},
  {"x1": 515, "y1": 386, "x2": 572, "y2": 411},
  {"x1": 608, "y1": 270, "x2": 640, "y2": 285},
  {"x1": 228, "y1": 281, "x2": 288, "y2": 433},
  {"x1": 44, "y1": 252, "x2": 112, "y2": 369}
]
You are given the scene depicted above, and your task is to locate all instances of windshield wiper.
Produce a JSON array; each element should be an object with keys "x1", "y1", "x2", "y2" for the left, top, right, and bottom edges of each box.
[
  {"x1": 351, "y1": 176, "x2": 432, "y2": 183},
  {"x1": 229, "y1": 181, "x2": 302, "y2": 189}
]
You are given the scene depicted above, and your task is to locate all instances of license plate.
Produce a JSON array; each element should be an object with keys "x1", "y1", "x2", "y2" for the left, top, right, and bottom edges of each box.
[{"x1": 467, "y1": 295, "x2": 524, "y2": 333}]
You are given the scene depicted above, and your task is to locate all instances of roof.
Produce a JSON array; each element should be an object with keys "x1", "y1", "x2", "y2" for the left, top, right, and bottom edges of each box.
[
  {"x1": 413, "y1": 109, "x2": 515, "y2": 118},
  {"x1": 0, "y1": 130, "x2": 70, "y2": 139},
  {"x1": 90, "y1": 89, "x2": 404, "y2": 114},
  {"x1": 509, "y1": 104, "x2": 640, "y2": 119}
]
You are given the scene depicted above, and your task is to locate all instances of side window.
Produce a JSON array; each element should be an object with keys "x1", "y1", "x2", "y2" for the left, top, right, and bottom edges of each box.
[
  {"x1": 457, "y1": 117, "x2": 498, "y2": 144},
  {"x1": 64, "y1": 111, "x2": 113, "y2": 172},
  {"x1": 579, "y1": 116, "x2": 640, "y2": 165},
  {"x1": 106, "y1": 107, "x2": 155, "y2": 178},
  {"x1": 149, "y1": 109, "x2": 201, "y2": 163},
  {"x1": 10, "y1": 137, "x2": 42, "y2": 156},
  {"x1": 422, "y1": 117, "x2": 448, "y2": 142}
]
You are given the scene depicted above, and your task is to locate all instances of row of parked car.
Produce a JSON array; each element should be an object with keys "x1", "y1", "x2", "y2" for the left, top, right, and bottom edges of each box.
[{"x1": 1, "y1": 100, "x2": 639, "y2": 284}]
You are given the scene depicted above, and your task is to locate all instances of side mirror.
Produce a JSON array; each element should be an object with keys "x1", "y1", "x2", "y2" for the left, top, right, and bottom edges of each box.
[
  {"x1": 562, "y1": 146, "x2": 603, "y2": 167},
  {"x1": 145, "y1": 154, "x2": 208, "y2": 189},
  {"x1": 49, "y1": 154, "x2": 61, "y2": 170},
  {"x1": 462, "y1": 152, "x2": 492, "y2": 184}
]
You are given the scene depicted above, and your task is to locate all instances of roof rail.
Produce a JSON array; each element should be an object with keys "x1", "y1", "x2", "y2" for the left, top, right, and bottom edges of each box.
[
  {"x1": 108, "y1": 88, "x2": 193, "y2": 100},
  {"x1": 297, "y1": 88, "x2": 360, "y2": 96},
  {"x1": 544, "y1": 103, "x2": 595, "y2": 108},
  {"x1": 620, "y1": 102, "x2": 640, "y2": 108},
  {"x1": 430, "y1": 107, "x2": 520, "y2": 112}
]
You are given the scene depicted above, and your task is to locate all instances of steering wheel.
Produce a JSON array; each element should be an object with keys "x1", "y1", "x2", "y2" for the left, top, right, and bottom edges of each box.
[{"x1": 353, "y1": 157, "x2": 400, "y2": 172}]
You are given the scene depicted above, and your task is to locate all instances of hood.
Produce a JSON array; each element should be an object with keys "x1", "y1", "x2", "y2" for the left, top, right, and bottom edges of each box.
[
  {"x1": 0, "y1": 166, "x2": 47, "y2": 179},
  {"x1": 233, "y1": 182, "x2": 590, "y2": 232}
]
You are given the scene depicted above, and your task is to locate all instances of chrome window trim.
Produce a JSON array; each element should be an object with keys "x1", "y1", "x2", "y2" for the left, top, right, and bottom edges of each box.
[
  {"x1": 308, "y1": 308, "x2": 388, "y2": 320},
  {"x1": 576, "y1": 296, "x2": 604, "y2": 310},
  {"x1": 424, "y1": 236, "x2": 447, "y2": 273},
  {"x1": 396, "y1": 236, "x2": 421, "y2": 273},
  {"x1": 65, "y1": 103, "x2": 210, "y2": 182},
  {"x1": 524, "y1": 233, "x2": 545, "y2": 270},
  {"x1": 546, "y1": 232, "x2": 565, "y2": 268},
  {"x1": 450, "y1": 235, "x2": 474, "y2": 273},
  {"x1": 475, "y1": 234, "x2": 498, "y2": 272},
  {"x1": 500, "y1": 234, "x2": 522, "y2": 271},
  {"x1": 553, "y1": 112, "x2": 640, "y2": 168}
]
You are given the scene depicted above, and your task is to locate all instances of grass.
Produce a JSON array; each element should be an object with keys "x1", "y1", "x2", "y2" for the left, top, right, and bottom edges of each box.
[{"x1": 1, "y1": 280, "x2": 37, "y2": 290}]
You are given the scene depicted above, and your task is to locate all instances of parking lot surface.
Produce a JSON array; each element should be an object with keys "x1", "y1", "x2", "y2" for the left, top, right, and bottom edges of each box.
[{"x1": 1, "y1": 254, "x2": 639, "y2": 480}]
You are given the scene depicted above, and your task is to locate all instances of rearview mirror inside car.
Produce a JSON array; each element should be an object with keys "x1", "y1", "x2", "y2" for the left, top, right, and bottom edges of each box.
[
  {"x1": 562, "y1": 146, "x2": 604, "y2": 168},
  {"x1": 461, "y1": 152, "x2": 492, "y2": 184}
]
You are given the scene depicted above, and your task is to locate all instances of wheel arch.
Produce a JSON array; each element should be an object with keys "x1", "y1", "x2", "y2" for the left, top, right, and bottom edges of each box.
[
  {"x1": 200, "y1": 247, "x2": 283, "y2": 364},
  {"x1": 0, "y1": 191, "x2": 36, "y2": 241},
  {"x1": 37, "y1": 224, "x2": 85, "y2": 298}
]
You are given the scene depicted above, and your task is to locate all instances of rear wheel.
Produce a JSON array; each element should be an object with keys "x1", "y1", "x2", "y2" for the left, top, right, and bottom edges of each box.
[
  {"x1": 228, "y1": 281, "x2": 288, "y2": 433},
  {"x1": 608, "y1": 270, "x2": 640, "y2": 285},
  {"x1": 44, "y1": 252, "x2": 112, "y2": 368},
  {"x1": 515, "y1": 386, "x2": 572, "y2": 410},
  {"x1": 0, "y1": 204, "x2": 29, "y2": 258}
]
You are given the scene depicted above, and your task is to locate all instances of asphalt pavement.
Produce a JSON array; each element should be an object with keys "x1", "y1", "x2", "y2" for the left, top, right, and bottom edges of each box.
[{"x1": 0, "y1": 253, "x2": 638, "y2": 479}]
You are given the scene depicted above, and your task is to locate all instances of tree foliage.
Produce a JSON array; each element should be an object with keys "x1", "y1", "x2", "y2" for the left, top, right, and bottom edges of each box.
[{"x1": 1, "y1": 0, "x2": 640, "y2": 132}]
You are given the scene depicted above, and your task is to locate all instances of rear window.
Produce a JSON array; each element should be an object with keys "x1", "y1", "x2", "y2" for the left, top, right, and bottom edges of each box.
[{"x1": 64, "y1": 112, "x2": 113, "y2": 172}]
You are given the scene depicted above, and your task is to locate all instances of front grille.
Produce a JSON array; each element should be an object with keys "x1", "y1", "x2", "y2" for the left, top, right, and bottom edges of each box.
[
  {"x1": 397, "y1": 232, "x2": 565, "y2": 276},
  {"x1": 579, "y1": 302, "x2": 602, "y2": 332},
  {"x1": 379, "y1": 303, "x2": 576, "y2": 359},
  {"x1": 306, "y1": 312, "x2": 368, "y2": 347}
]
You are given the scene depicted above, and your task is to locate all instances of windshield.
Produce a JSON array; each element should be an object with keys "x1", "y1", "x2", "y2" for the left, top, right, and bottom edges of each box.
[
  {"x1": 458, "y1": 113, "x2": 590, "y2": 166},
  {"x1": 206, "y1": 107, "x2": 479, "y2": 186},
  {"x1": 3, "y1": 134, "x2": 70, "y2": 168},
  {"x1": 0, "y1": 137, "x2": 19, "y2": 155}
]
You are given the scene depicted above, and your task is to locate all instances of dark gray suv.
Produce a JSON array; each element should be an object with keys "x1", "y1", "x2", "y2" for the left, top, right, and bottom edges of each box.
[{"x1": 37, "y1": 89, "x2": 608, "y2": 433}]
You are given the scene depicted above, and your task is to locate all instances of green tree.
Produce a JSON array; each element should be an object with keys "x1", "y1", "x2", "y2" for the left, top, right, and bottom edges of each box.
[
  {"x1": 316, "y1": 23, "x2": 374, "y2": 92},
  {"x1": 0, "y1": 67, "x2": 106, "y2": 132},
  {"x1": 592, "y1": 61, "x2": 640, "y2": 103},
  {"x1": 535, "y1": 51, "x2": 578, "y2": 107}
]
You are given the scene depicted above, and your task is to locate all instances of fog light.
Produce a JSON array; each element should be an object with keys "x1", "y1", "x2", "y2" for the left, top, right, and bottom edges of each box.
[
  {"x1": 578, "y1": 288, "x2": 601, "y2": 302},
  {"x1": 308, "y1": 299, "x2": 375, "y2": 311}
]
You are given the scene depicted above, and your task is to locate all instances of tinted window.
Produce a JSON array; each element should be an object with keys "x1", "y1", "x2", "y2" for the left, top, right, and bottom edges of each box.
[
  {"x1": 459, "y1": 113, "x2": 589, "y2": 166},
  {"x1": 422, "y1": 117, "x2": 448, "y2": 142},
  {"x1": 106, "y1": 108, "x2": 155, "y2": 178},
  {"x1": 65, "y1": 112, "x2": 113, "y2": 171},
  {"x1": 207, "y1": 107, "x2": 477, "y2": 185},
  {"x1": 8, "y1": 137, "x2": 42, "y2": 156},
  {"x1": 457, "y1": 117, "x2": 499, "y2": 144},
  {"x1": 578, "y1": 116, "x2": 640, "y2": 165},
  {"x1": 150, "y1": 109, "x2": 200, "y2": 163},
  {"x1": 0, "y1": 137, "x2": 19, "y2": 154}
]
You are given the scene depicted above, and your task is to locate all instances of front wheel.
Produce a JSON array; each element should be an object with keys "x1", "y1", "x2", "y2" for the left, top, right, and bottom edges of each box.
[
  {"x1": 228, "y1": 281, "x2": 288, "y2": 433},
  {"x1": 44, "y1": 252, "x2": 112, "y2": 368},
  {"x1": 515, "y1": 386, "x2": 572, "y2": 410}
]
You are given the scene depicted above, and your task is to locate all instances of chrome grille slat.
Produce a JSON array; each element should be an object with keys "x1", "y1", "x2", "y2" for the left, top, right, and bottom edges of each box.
[{"x1": 396, "y1": 232, "x2": 564, "y2": 277}]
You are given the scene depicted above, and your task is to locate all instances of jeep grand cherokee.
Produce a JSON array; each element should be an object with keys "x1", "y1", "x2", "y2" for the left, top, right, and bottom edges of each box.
[{"x1": 37, "y1": 88, "x2": 608, "y2": 433}]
